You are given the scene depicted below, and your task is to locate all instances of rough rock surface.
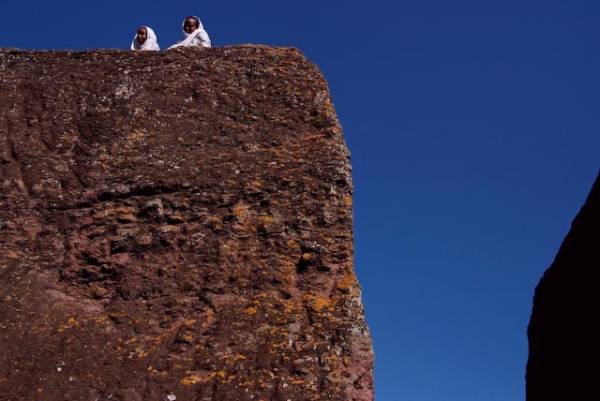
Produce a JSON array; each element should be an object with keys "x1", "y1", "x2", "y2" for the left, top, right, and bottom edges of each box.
[
  {"x1": 526, "y1": 172, "x2": 600, "y2": 401},
  {"x1": 0, "y1": 46, "x2": 373, "y2": 401}
]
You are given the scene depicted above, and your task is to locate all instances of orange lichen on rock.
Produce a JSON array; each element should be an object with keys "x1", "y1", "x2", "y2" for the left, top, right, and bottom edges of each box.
[
  {"x1": 57, "y1": 317, "x2": 79, "y2": 333},
  {"x1": 244, "y1": 306, "x2": 258, "y2": 315},
  {"x1": 308, "y1": 295, "x2": 333, "y2": 313},
  {"x1": 180, "y1": 372, "x2": 215, "y2": 386},
  {"x1": 336, "y1": 273, "x2": 356, "y2": 292},
  {"x1": 0, "y1": 46, "x2": 373, "y2": 401}
]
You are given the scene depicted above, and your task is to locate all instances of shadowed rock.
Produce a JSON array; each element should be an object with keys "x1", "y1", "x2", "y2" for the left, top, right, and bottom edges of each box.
[
  {"x1": 0, "y1": 46, "x2": 374, "y2": 401},
  {"x1": 526, "y1": 172, "x2": 600, "y2": 401}
]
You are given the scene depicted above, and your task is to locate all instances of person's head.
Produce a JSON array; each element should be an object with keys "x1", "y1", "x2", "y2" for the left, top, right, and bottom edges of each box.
[
  {"x1": 136, "y1": 26, "x2": 148, "y2": 44},
  {"x1": 183, "y1": 16, "x2": 200, "y2": 34}
]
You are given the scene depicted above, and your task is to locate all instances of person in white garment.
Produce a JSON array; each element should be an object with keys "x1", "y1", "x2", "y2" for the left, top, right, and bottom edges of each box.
[
  {"x1": 168, "y1": 16, "x2": 211, "y2": 49},
  {"x1": 131, "y1": 26, "x2": 160, "y2": 51}
]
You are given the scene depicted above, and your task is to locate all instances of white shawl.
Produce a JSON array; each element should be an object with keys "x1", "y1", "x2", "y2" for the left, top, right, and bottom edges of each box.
[
  {"x1": 131, "y1": 26, "x2": 160, "y2": 51},
  {"x1": 168, "y1": 16, "x2": 211, "y2": 49}
]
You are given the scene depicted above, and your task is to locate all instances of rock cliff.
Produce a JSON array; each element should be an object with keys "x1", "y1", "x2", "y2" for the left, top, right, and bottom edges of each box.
[
  {"x1": 0, "y1": 46, "x2": 374, "y2": 401},
  {"x1": 526, "y1": 172, "x2": 600, "y2": 400}
]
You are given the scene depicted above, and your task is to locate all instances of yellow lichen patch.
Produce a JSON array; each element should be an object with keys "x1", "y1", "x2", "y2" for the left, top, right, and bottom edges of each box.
[
  {"x1": 136, "y1": 348, "x2": 148, "y2": 358},
  {"x1": 270, "y1": 341, "x2": 288, "y2": 350},
  {"x1": 180, "y1": 372, "x2": 215, "y2": 386},
  {"x1": 181, "y1": 333, "x2": 194, "y2": 343},
  {"x1": 126, "y1": 345, "x2": 148, "y2": 359},
  {"x1": 152, "y1": 333, "x2": 168, "y2": 345},
  {"x1": 343, "y1": 195, "x2": 353, "y2": 207},
  {"x1": 312, "y1": 296, "x2": 331, "y2": 312},
  {"x1": 126, "y1": 130, "x2": 146, "y2": 143},
  {"x1": 244, "y1": 306, "x2": 257, "y2": 315},
  {"x1": 233, "y1": 204, "x2": 250, "y2": 219},
  {"x1": 109, "y1": 312, "x2": 126, "y2": 320},
  {"x1": 180, "y1": 375, "x2": 202, "y2": 386},
  {"x1": 323, "y1": 354, "x2": 338, "y2": 364},
  {"x1": 286, "y1": 240, "x2": 300, "y2": 250},
  {"x1": 57, "y1": 316, "x2": 79, "y2": 332},
  {"x1": 336, "y1": 274, "x2": 355, "y2": 292},
  {"x1": 258, "y1": 212, "x2": 275, "y2": 223},
  {"x1": 222, "y1": 371, "x2": 238, "y2": 384},
  {"x1": 216, "y1": 370, "x2": 226, "y2": 379},
  {"x1": 258, "y1": 214, "x2": 274, "y2": 225},
  {"x1": 148, "y1": 367, "x2": 168, "y2": 377}
]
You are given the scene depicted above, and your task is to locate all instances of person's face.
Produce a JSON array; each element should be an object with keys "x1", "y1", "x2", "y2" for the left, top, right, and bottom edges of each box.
[
  {"x1": 137, "y1": 27, "x2": 148, "y2": 44},
  {"x1": 183, "y1": 18, "x2": 199, "y2": 34}
]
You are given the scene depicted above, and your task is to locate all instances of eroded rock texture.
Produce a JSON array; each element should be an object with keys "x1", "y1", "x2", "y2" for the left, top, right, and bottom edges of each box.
[
  {"x1": 526, "y1": 172, "x2": 600, "y2": 401},
  {"x1": 0, "y1": 46, "x2": 373, "y2": 401}
]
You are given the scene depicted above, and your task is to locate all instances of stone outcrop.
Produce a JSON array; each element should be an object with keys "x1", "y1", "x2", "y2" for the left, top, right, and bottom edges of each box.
[
  {"x1": 0, "y1": 46, "x2": 374, "y2": 401},
  {"x1": 526, "y1": 172, "x2": 600, "y2": 400}
]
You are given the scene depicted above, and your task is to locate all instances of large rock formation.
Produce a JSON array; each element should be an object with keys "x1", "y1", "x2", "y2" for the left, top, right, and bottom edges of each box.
[
  {"x1": 526, "y1": 172, "x2": 600, "y2": 400},
  {"x1": 0, "y1": 47, "x2": 373, "y2": 401}
]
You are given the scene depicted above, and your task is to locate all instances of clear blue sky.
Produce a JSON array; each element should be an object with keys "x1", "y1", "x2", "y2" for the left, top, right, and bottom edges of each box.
[{"x1": 2, "y1": 1, "x2": 599, "y2": 400}]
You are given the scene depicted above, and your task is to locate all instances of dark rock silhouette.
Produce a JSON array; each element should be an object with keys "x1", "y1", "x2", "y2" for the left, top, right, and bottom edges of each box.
[
  {"x1": 0, "y1": 46, "x2": 374, "y2": 401},
  {"x1": 526, "y1": 172, "x2": 600, "y2": 400}
]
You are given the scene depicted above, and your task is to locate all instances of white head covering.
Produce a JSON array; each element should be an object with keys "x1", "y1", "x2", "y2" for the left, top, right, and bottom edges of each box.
[
  {"x1": 131, "y1": 26, "x2": 160, "y2": 51},
  {"x1": 168, "y1": 16, "x2": 211, "y2": 49}
]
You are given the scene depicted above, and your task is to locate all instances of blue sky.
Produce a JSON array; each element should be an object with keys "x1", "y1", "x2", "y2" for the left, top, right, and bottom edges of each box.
[{"x1": 2, "y1": 1, "x2": 599, "y2": 400}]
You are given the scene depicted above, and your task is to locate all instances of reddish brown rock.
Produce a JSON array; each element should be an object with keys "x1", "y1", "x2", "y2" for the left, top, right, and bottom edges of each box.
[
  {"x1": 526, "y1": 172, "x2": 600, "y2": 401},
  {"x1": 0, "y1": 46, "x2": 374, "y2": 401}
]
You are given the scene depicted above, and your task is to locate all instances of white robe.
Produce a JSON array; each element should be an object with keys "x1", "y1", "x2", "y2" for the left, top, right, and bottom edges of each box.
[
  {"x1": 131, "y1": 26, "x2": 160, "y2": 51},
  {"x1": 168, "y1": 16, "x2": 211, "y2": 49}
]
